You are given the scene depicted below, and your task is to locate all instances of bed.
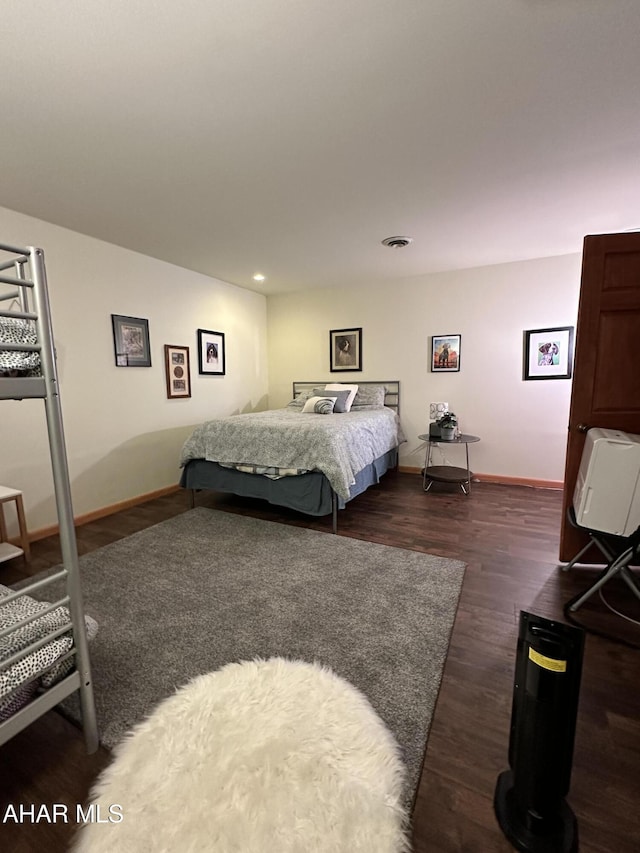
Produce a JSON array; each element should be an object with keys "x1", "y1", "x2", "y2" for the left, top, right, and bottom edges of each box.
[
  {"x1": 179, "y1": 381, "x2": 403, "y2": 532},
  {"x1": 0, "y1": 315, "x2": 41, "y2": 377},
  {"x1": 0, "y1": 584, "x2": 98, "y2": 722},
  {"x1": 0, "y1": 242, "x2": 98, "y2": 752}
]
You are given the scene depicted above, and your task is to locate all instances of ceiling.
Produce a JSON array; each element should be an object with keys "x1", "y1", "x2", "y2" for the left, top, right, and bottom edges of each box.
[{"x1": 1, "y1": 1, "x2": 639, "y2": 296}]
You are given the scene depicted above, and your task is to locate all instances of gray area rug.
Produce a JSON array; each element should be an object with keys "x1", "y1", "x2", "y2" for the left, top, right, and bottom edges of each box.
[{"x1": 49, "y1": 508, "x2": 465, "y2": 800}]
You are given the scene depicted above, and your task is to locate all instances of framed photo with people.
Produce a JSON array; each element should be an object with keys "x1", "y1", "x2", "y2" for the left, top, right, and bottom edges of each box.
[
  {"x1": 330, "y1": 327, "x2": 362, "y2": 372},
  {"x1": 164, "y1": 345, "x2": 191, "y2": 398},
  {"x1": 111, "y1": 314, "x2": 151, "y2": 367}
]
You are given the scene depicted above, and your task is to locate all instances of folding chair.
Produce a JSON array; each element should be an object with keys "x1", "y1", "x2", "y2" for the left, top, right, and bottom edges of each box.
[{"x1": 562, "y1": 506, "x2": 640, "y2": 613}]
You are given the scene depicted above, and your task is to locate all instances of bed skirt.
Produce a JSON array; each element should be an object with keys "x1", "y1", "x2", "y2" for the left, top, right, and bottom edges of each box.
[{"x1": 179, "y1": 448, "x2": 398, "y2": 517}]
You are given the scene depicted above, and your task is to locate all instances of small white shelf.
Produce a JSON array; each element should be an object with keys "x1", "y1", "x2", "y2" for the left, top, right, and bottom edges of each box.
[{"x1": 0, "y1": 541, "x2": 24, "y2": 563}]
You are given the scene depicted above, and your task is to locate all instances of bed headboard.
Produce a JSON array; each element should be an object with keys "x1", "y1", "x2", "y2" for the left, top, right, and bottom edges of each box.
[{"x1": 292, "y1": 381, "x2": 400, "y2": 414}]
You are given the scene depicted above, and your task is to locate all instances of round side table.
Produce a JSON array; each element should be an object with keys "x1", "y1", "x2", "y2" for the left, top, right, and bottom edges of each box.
[{"x1": 418, "y1": 434, "x2": 481, "y2": 495}]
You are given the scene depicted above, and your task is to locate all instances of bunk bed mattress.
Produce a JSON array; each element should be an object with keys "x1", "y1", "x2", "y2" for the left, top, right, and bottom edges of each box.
[
  {"x1": 179, "y1": 406, "x2": 403, "y2": 502},
  {"x1": 0, "y1": 584, "x2": 98, "y2": 720},
  {"x1": 0, "y1": 316, "x2": 41, "y2": 374}
]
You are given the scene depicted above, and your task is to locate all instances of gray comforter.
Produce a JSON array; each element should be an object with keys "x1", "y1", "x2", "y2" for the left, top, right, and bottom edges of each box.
[{"x1": 179, "y1": 407, "x2": 404, "y2": 500}]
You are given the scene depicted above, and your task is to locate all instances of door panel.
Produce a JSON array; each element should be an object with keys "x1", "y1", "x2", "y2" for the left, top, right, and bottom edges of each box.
[
  {"x1": 592, "y1": 312, "x2": 640, "y2": 411},
  {"x1": 560, "y1": 233, "x2": 640, "y2": 562}
]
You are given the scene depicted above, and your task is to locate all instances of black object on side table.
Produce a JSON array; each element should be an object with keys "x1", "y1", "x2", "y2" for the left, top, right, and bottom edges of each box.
[{"x1": 418, "y1": 433, "x2": 481, "y2": 495}]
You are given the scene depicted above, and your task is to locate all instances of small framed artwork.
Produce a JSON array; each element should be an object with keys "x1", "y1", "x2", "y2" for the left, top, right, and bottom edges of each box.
[
  {"x1": 431, "y1": 334, "x2": 461, "y2": 372},
  {"x1": 197, "y1": 328, "x2": 226, "y2": 375},
  {"x1": 111, "y1": 315, "x2": 151, "y2": 367},
  {"x1": 164, "y1": 345, "x2": 191, "y2": 398},
  {"x1": 330, "y1": 327, "x2": 362, "y2": 372},
  {"x1": 523, "y1": 326, "x2": 574, "y2": 380}
]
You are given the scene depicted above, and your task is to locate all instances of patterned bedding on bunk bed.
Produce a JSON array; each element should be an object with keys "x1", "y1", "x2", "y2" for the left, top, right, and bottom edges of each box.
[
  {"x1": 180, "y1": 387, "x2": 404, "y2": 501},
  {"x1": 0, "y1": 316, "x2": 41, "y2": 376},
  {"x1": 0, "y1": 584, "x2": 98, "y2": 721}
]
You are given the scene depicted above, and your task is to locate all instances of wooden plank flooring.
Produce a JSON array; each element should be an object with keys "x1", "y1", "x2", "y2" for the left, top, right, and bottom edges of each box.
[{"x1": 1, "y1": 472, "x2": 639, "y2": 851}]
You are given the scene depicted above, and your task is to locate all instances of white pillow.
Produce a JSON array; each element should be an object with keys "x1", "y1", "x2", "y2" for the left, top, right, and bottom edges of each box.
[
  {"x1": 301, "y1": 395, "x2": 337, "y2": 415},
  {"x1": 324, "y1": 383, "x2": 358, "y2": 412}
]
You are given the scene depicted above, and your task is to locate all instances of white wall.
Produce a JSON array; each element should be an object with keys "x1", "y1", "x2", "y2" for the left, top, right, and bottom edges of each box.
[
  {"x1": 0, "y1": 206, "x2": 268, "y2": 533},
  {"x1": 0, "y1": 203, "x2": 581, "y2": 538},
  {"x1": 267, "y1": 253, "x2": 582, "y2": 483}
]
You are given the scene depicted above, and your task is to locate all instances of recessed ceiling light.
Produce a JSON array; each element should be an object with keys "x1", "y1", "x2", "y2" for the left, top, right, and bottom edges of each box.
[
  {"x1": 381, "y1": 236, "x2": 413, "y2": 248},
  {"x1": 252, "y1": 273, "x2": 266, "y2": 282}
]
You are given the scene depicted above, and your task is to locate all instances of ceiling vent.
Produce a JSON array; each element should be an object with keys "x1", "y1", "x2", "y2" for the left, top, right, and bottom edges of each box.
[{"x1": 381, "y1": 236, "x2": 413, "y2": 248}]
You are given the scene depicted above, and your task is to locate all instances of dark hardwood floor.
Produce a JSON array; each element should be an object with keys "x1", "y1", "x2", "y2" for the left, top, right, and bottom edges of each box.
[{"x1": 1, "y1": 472, "x2": 639, "y2": 852}]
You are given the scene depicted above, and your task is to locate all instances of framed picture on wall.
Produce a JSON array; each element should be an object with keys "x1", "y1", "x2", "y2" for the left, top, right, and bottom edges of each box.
[
  {"x1": 523, "y1": 326, "x2": 574, "y2": 380},
  {"x1": 330, "y1": 327, "x2": 362, "y2": 372},
  {"x1": 111, "y1": 314, "x2": 151, "y2": 367},
  {"x1": 164, "y1": 345, "x2": 191, "y2": 398},
  {"x1": 197, "y1": 328, "x2": 225, "y2": 375},
  {"x1": 431, "y1": 334, "x2": 461, "y2": 372}
]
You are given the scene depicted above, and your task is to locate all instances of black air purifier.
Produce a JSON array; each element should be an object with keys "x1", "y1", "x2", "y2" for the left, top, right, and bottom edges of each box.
[{"x1": 494, "y1": 611, "x2": 585, "y2": 853}]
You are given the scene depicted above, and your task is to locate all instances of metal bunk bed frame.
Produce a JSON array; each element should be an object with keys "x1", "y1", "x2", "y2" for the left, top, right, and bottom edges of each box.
[{"x1": 0, "y1": 242, "x2": 98, "y2": 752}]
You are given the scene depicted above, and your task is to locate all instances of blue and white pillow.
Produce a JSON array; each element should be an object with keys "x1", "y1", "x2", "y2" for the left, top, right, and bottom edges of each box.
[{"x1": 302, "y1": 395, "x2": 337, "y2": 415}]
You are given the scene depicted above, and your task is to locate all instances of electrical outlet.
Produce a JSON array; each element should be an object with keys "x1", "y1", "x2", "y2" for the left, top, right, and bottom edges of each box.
[{"x1": 429, "y1": 402, "x2": 449, "y2": 420}]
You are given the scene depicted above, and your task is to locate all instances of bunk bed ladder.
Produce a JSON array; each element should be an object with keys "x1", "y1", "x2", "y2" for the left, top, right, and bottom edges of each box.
[{"x1": 0, "y1": 242, "x2": 99, "y2": 753}]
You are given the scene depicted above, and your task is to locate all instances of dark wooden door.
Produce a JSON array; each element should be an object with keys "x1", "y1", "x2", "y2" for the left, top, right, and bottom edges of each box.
[{"x1": 559, "y1": 232, "x2": 640, "y2": 562}]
